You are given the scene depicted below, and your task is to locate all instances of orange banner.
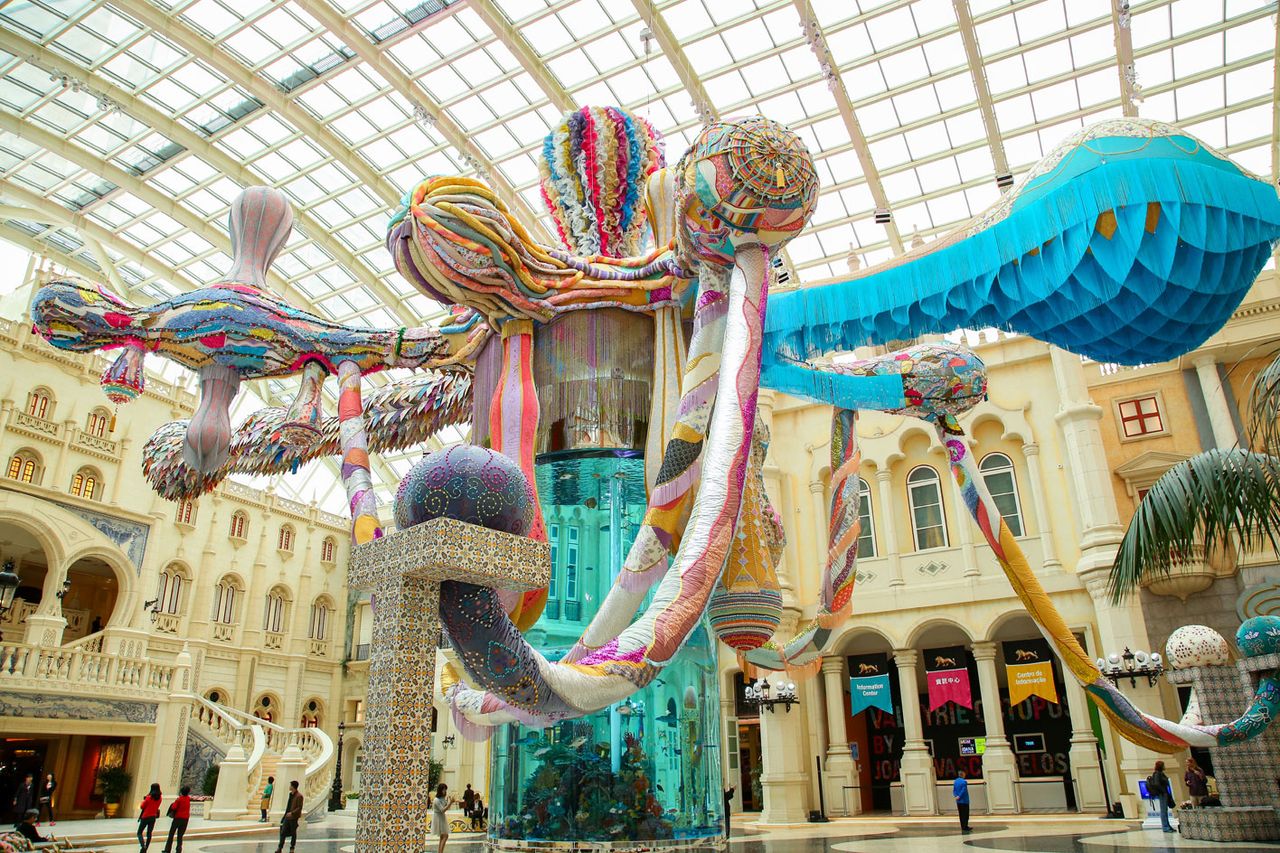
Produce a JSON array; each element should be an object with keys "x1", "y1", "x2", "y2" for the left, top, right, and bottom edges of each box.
[{"x1": 1007, "y1": 661, "x2": 1058, "y2": 707}]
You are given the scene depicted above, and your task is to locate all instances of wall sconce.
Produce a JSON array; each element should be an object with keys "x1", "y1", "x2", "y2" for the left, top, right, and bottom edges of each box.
[
  {"x1": 144, "y1": 598, "x2": 160, "y2": 623},
  {"x1": 54, "y1": 578, "x2": 71, "y2": 600}
]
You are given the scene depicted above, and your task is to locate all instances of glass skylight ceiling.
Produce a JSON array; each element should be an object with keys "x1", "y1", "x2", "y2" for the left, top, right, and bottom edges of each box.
[{"x1": 0, "y1": 0, "x2": 1274, "y2": 511}]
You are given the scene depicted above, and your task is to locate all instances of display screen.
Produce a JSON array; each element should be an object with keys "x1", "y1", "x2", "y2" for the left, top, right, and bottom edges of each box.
[{"x1": 1013, "y1": 733, "x2": 1045, "y2": 753}]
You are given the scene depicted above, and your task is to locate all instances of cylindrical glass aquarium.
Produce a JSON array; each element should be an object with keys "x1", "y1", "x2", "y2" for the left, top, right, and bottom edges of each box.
[{"x1": 487, "y1": 450, "x2": 723, "y2": 850}]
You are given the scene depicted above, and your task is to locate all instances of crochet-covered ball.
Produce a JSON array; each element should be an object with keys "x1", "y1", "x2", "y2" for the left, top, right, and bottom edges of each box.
[
  {"x1": 1165, "y1": 625, "x2": 1230, "y2": 668},
  {"x1": 394, "y1": 445, "x2": 534, "y2": 536},
  {"x1": 1236, "y1": 615, "x2": 1280, "y2": 658},
  {"x1": 675, "y1": 115, "x2": 818, "y2": 263}
]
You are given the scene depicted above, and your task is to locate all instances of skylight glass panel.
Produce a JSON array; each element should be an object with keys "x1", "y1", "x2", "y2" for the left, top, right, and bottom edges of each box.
[{"x1": 685, "y1": 34, "x2": 733, "y2": 75}]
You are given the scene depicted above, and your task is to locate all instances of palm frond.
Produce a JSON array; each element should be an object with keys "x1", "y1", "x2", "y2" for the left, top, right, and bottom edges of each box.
[
  {"x1": 1246, "y1": 349, "x2": 1280, "y2": 452},
  {"x1": 1109, "y1": 448, "x2": 1280, "y2": 603}
]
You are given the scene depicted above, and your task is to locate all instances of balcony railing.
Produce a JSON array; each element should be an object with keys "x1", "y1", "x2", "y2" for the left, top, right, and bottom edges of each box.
[
  {"x1": 307, "y1": 638, "x2": 329, "y2": 658},
  {"x1": 264, "y1": 631, "x2": 284, "y2": 651},
  {"x1": 153, "y1": 613, "x2": 180, "y2": 635},
  {"x1": 73, "y1": 430, "x2": 119, "y2": 455},
  {"x1": 0, "y1": 642, "x2": 174, "y2": 697},
  {"x1": 352, "y1": 643, "x2": 370, "y2": 661},
  {"x1": 212, "y1": 622, "x2": 236, "y2": 643},
  {"x1": 12, "y1": 411, "x2": 60, "y2": 438}
]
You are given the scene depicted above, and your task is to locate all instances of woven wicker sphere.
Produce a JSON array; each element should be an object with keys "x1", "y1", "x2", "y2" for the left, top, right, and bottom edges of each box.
[
  {"x1": 1236, "y1": 615, "x2": 1280, "y2": 658},
  {"x1": 1165, "y1": 625, "x2": 1231, "y2": 669},
  {"x1": 394, "y1": 445, "x2": 535, "y2": 536},
  {"x1": 675, "y1": 115, "x2": 819, "y2": 265}
]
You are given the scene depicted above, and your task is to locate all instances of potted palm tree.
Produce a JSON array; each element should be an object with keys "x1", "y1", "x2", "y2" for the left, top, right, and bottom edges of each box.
[
  {"x1": 97, "y1": 766, "x2": 133, "y2": 818},
  {"x1": 1109, "y1": 349, "x2": 1280, "y2": 600}
]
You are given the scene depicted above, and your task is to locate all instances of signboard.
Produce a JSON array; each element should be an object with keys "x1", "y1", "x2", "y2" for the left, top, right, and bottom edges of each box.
[
  {"x1": 1002, "y1": 639, "x2": 1059, "y2": 706},
  {"x1": 924, "y1": 645, "x2": 973, "y2": 710},
  {"x1": 848, "y1": 653, "x2": 893, "y2": 716}
]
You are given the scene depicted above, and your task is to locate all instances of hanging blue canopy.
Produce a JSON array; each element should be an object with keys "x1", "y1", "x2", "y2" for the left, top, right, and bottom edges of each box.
[{"x1": 763, "y1": 120, "x2": 1280, "y2": 402}]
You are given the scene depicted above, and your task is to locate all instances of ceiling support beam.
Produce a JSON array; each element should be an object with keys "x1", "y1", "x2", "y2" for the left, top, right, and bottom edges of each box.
[
  {"x1": 83, "y1": 235, "x2": 128, "y2": 294},
  {"x1": 629, "y1": 0, "x2": 716, "y2": 123},
  {"x1": 794, "y1": 0, "x2": 903, "y2": 255},
  {"x1": 114, "y1": 0, "x2": 402, "y2": 207},
  {"x1": 953, "y1": 0, "x2": 1012, "y2": 185},
  {"x1": 0, "y1": 222, "x2": 103, "y2": 282},
  {"x1": 470, "y1": 0, "x2": 577, "y2": 114},
  {"x1": 294, "y1": 0, "x2": 552, "y2": 243},
  {"x1": 0, "y1": 179, "x2": 203, "y2": 293},
  {"x1": 0, "y1": 111, "x2": 303, "y2": 302},
  {"x1": 1110, "y1": 0, "x2": 1141, "y2": 117},
  {"x1": 0, "y1": 30, "x2": 415, "y2": 328}
]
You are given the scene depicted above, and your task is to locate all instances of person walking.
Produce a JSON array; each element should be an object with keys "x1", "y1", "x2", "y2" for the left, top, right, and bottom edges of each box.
[
  {"x1": 260, "y1": 776, "x2": 275, "y2": 822},
  {"x1": 432, "y1": 783, "x2": 454, "y2": 853},
  {"x1": 138, "y1": 783, "x2": 163, "y2": 852},
  {"x1": 723, "y1": 786, "x2": 735, "y2": 839},
  {"x1": 274, "y1": 780, "x2": 302, "y2": 853},
  {"x1": 10, "y1": 774, "x2": 35, "y2": 822},
  {"x1": 37, "y1": 771, "x2": 56, "y2": 825},
  {"x1": 1149, "y1": 760, "x2": 1175, "y2": 833},
  {"x1": 1184, "y1": 758, "x2": 1208, "y2": 807},
  {"x1": 162, "y1": 785, "x2": 191, "y2": 853},
  {"x1": 953, "y1": 770, "x2": 971, "y2": 833}
]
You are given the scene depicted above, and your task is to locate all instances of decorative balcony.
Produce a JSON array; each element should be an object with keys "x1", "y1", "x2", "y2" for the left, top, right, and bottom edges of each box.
[
  {"x1": 73, "y1": 429, "x2": 119, "y2": 457},
  {"x1": 212, "y1": 622, "x2": 237, "y2": 643},
  {"x1": 264, "y1": 631, "x2": 284, "y2": 651},
  {"x1": 153, "y1": 612, "x2": 180, "y2": 635},
  {"x1": 0, "y1": 642, "x2": 174, "y2": 698},
  {"x1": 12, "y1": 410, "x2": 60, "y2": 440},
  {"x1": 307, "y1": 638, "x2": 330, "y2": 658}
]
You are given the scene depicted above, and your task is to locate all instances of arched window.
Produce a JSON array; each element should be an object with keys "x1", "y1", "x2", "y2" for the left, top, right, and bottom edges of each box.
[
  {"x1": 70, "y1": 467, "x2": 101, "y2": 500},
  {"x1": 6, "y1": 450, "x2": 41, "y2": 485},
  {"x1": 979, "y1": 452, "x2": 1024, "y2": 537},
  {"x1": 156, "y1": 564, "x2": 188, "y2": 615},
  {"x1": 26, "y1": 388, "x2": 52, "y2": 419},
  {"x1": 252, "y1": 694, "x2": 275, "y2": 723},
  {"x1": 300, "y1": 698, "x2": 323, "y2": 728},
  {"x1": 564, "y1": 525, "x2": 579, "y2": 600},
  {"x1": 907, "y1": 466, "x2": 948, "y2": 551},
  {"x1": 277, "y1": 524, "x2": 294, "y2": 552},
  {"x1": 263, "y1": 586, "x2": 289, "y2": 633},
  {"x1": 85, "y1": 408, "x2": 111, "y2": 437},
  {"x1": 856, "y1": 477, "x2": 876, "y2": 558},
  {"x1": 212, "y1": 577, "x2": 240, "y2": 624},
  {"x1": 320, "y1": 536, "x2": 336, "y2": 563},
  {"x1": 309, "y1": 597, "x2": 332, "y2": 641},
  {"x1": 175, "y1": 499, "x2": 195, "y2": 525},
  {"x1": 229, "y1": 511, "x2": 248, "y2": 540}
]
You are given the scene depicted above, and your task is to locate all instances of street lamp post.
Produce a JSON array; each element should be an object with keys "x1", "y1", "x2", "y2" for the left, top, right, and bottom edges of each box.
[{"x1": 329, "y1": 721, "x2": 346, "y2": 812}]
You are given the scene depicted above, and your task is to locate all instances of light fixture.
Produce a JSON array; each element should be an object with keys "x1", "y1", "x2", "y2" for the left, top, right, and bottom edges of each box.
[
  {"x1": 743, "y1": 678, "x2": 799, "y2": 714},
  {"x1": 639, "y1": 27, "x2": 654, "y2": 55},
  {"x1": 329, "y1": 720, "x2": 347, "y2": 811},
  {"x1": 1096, "y1": 647, "x2": 1163, "y2": 688},
  {"x1": 442, "y1": 734, "x2": 456, "y2": 748},
  {"x1": 0, "y1": 559, "x2": 19, "y2": 613},
  {"x1": 54, "y1": 578, "x2": 71, "y2": 600},
  {"x1": 144, "y1": 598, "x2": 161, "y2": 623}
]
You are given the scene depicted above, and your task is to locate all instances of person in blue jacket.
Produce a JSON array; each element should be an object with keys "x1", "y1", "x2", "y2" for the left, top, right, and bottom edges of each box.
[{"x1": 953, "y1": 770, "x2": 971, "y2": 833}]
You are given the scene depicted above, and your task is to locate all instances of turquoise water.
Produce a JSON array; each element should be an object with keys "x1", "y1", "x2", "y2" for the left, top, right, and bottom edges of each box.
[{"x1": 488, "y1": 451, "x2": 723, "y2": 845}]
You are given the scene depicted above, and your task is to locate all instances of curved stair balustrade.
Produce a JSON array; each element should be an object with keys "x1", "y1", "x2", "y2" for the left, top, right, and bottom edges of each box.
[{"x1": 190, "y1": 697, "x2": 335, "y2": 818}]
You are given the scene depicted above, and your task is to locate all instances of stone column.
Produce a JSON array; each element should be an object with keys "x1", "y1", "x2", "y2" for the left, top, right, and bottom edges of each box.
[
  {"x1": 24, "y1": 559, "x2": 67, "y2": 647},
  {"x1": 893, "y1": 649, "x2": 937, "y2": 815},
  {"x1": 876, "y1": 470, "x2": 904, "y2": 587},
  {"x1": 758, "y1": 691, "x2": 810, "y2": 823},
  {"x1": 809, "y1": 480, "x2": 828, "y2": 575},
  {"x1": 1062, "y1": 672, "x2": 1107, "y2": 812},
  {"x1": 1019, "y1": 443, "x2": 1061, "y2": 569},
  {"x1": 1193, "y1": 356, "x2": 1239, "y2": 448},
  {"x1": 1048, "y1": 346, "x2": 1124, "y2": 566},
  {"x1": 971, "y1": 642, "x2": 1020, "y2": 813},
  {"x1": 149, "y1": 646, "x2": 194, "y2": 794},
  {"x1": 821, "y1": 655, "x2": 859, "y2": 815}
]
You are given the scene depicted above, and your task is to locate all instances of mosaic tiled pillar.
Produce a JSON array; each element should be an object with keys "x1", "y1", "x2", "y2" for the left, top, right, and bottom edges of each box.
[
  {"x1": 1167, "y1": 651, "x2": 1280, "y2": 842},
  {"x1": 349, "y1": 518, "x2": 550, "y2": 853}
]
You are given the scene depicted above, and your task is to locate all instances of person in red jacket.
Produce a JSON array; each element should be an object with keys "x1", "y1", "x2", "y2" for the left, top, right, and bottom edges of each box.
[
  {"x1": 162, "y1": 785, "x2": 191, "y2": 853},
  {"x1": 138, "y1": 783, "x2": 162, "y2": 853}
]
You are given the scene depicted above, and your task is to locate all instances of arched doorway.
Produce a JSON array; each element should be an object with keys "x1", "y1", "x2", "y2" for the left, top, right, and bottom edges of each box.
[
  {"x1": 0, "y1": 519, "x2": 54, "y2": 641},
  {"x1": 61, "y1": 555, "x2": 119, "y2": 642}
]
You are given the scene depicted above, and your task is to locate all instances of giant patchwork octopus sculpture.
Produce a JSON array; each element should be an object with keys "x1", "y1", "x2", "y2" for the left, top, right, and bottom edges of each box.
[{"x1": 30, "y1": 111, "x2": 1280, "y2": 756}]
